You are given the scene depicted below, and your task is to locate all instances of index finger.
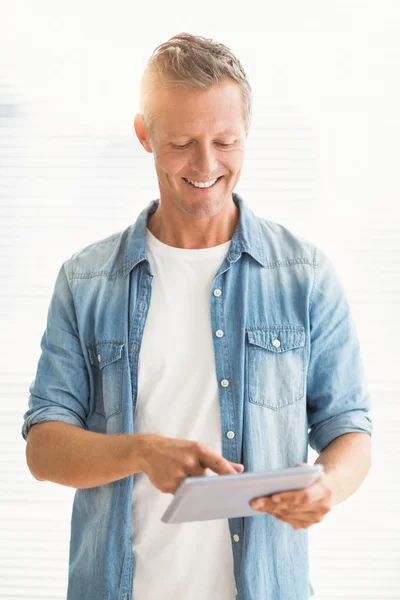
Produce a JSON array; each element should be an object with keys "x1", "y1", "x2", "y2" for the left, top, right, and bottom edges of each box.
[{"x1": 196, "y1": 443, "x2": 238, "y2": 475}]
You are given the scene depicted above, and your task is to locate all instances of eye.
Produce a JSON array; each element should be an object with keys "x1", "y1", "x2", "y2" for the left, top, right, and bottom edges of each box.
[{"x1": 172, "y1": 142, "x2": 233, "y2": 149}]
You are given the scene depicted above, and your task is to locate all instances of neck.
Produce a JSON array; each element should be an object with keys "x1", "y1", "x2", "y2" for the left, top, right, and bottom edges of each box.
[{"x1": 147, "y1": 197, "x2": 239, "y2": 249}]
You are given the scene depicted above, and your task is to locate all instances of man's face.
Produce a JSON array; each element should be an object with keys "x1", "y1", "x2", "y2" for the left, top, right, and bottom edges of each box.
[{"x1": 135, "y1": 79, "x2": 247, "y2": 220}]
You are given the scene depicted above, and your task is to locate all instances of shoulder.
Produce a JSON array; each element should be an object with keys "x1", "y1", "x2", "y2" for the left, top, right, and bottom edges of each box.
[
  {"x1": 63, "y1": 225, "x2": 132, "y2": 280},
  {"x1": 257, "y1": 215, "x2": 319, "y2": 266}
]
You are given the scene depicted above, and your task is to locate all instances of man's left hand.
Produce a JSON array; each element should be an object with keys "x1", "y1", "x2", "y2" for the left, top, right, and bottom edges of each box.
[{"x1": 250, "y1": 463, "x2": 333, "y2": 530}]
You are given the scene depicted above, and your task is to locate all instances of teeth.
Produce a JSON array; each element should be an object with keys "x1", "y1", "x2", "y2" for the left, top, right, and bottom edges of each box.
[{"x1": 184, "y1": 177, "x2": 218, "y2": 188}]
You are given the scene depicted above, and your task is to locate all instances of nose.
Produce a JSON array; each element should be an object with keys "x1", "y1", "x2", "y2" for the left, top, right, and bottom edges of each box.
[{"x1": 190, "y1": 144, "x2": 219, "y2": 178}]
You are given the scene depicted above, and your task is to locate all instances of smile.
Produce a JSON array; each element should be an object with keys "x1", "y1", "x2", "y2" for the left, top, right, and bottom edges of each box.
[{"x1": 182, "y1": 176, "x2": 224, "y2": 191}]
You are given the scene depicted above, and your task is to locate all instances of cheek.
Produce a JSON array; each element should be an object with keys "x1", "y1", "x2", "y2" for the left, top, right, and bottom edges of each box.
[
  {"x1": 225, "y1": 154, "x2": 243, "y2": 173},
  {"x1": 170, "y1": 162, "x2": 188, "y2": 180},
  {"x1": 155, "y1": 153, "x2": 186, "y2": 176}
]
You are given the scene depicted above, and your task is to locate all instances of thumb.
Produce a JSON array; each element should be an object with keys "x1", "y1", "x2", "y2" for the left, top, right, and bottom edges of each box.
[{"x1": 234, "y1": 463, "x2": 244, "y2": 473}]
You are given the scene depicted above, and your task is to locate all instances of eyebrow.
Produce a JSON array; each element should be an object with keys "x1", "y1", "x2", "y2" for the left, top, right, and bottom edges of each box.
[{"x1": 166, "y1": 129, "x2": 236, "y2": 137}]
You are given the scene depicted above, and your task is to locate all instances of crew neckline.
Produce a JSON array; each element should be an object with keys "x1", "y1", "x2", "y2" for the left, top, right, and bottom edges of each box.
[{"x1": 146, "y1": 227, "x2": 232, "y2": 260}]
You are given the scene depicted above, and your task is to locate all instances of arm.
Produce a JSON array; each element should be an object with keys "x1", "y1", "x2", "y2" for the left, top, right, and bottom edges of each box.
[
  {"x1": 314, "y1": 431, "x2": 372, "y2": 506},
  {"x1": 21, "y1": 262, "x2": 90, "y2": 442},
  {"x1": 26, "y1": 424, "x2": 244, "y2": 490},
  {"x1": 306, "y1": 247, "x2": 373, "y2": 459},
  {"x1": 22, "y1": 262, "x2": 146, "y2": 488},
  {"x1": 251, "y1": 249, "x2": 373, "y2": 524},
  {"x1": 26, "y1": 422, "x2": 148, "y2": 488}
]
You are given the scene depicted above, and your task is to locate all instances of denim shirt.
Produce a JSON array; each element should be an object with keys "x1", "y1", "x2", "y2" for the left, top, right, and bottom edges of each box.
[{"x1": 22, "y1": 192, "x2": 373, "y2": 600}]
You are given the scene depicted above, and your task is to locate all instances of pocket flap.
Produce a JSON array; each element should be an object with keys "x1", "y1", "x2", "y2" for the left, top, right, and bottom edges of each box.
[
  {"x1": 247, "y1": 326, "x2": 305, "y2": 353},
  {"x1": 87, "y1": 341, "x2": 125, "y2": 369}
]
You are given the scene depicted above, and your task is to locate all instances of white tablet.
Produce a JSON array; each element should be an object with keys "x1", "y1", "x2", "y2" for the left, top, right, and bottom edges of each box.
[{"x1": 161, "y1": 464, "x2": 324, "y2": 524}]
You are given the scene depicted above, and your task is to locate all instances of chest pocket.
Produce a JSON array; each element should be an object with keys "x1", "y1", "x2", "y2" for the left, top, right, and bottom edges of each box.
[
  {"x1": 86, "y1": 341, "x2": 125, "y2": 419},
  {"x1": 246, "y1": 326, "x2": 306, "y2": 410}
]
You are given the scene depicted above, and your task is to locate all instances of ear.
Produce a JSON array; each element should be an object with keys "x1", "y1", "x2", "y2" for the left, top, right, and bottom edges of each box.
[{"x1": 133, "y1": 113, "x2": 153, "y2": 153}]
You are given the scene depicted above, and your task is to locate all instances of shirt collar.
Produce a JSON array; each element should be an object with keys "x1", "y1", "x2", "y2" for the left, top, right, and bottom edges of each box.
[{"x1": 122, "y1": 191, "x2": 268, "y2": 276}]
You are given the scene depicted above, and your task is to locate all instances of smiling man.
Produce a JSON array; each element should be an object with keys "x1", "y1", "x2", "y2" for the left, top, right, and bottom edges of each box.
[
  {"x1": 23, "y1": 33, "x2": 373, "y2": 600},
  {"x1": 134, "y1": 77, "x2": 247, "y2": 249}
]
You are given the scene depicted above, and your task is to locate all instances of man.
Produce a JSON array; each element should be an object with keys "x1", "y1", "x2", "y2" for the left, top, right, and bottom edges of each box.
[{"x1": 22, "y1": 33, "x2": 373, "y2": 600}]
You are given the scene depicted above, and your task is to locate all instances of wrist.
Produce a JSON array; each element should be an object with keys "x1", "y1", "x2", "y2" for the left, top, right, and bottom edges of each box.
[
  {"x1": 129, "y1": 433, "x2": 152, "y2": 474},
  {"x1": 315, "y1": 462, "x2": 340, "y2": 505}
]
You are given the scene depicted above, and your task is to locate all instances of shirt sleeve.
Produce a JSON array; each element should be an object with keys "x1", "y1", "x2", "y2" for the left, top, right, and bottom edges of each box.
[
  {"x1": 21, "y1": 261, "x2": 89, "y2": 442},
  {"x1": 307, "y1": 247, "x2": 373, "y2": 454}
]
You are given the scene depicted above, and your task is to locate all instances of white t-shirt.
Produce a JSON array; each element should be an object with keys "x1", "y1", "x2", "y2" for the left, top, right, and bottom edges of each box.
[{"x1": 130, "y1": 227, "x2": 237, "y2": 600}]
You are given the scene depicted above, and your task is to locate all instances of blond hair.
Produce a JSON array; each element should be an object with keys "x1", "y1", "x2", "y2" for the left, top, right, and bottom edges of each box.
[{"x1": 139, "y1": 32, "x2": 253, "y2": 138}]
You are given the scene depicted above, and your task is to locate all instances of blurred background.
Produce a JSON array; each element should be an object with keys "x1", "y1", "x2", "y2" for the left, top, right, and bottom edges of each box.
[{"x1": 0, "y1": 1, "x2": 399, "y2": 598}]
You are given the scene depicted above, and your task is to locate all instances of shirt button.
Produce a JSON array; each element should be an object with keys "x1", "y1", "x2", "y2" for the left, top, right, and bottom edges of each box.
[
  {"x1": 235, "y1": 588, "x2": 238, "y2": 596},
  {"x1": 216, "y1": 330, "x2": 224, "y2": 338},
  {"x1": 221, "y1": 379, "x2": 229, "y2": 387},
  {"x1": 98, "y1": 354, "x2": 101, "y2": 362},
  {"x1": 272, "y1": 339, "x2": 281, "y2": 348},
  {"x1": 233, "y1": 534, "x2": 240, "y2": 542},
  {"x1": 226, "y1": 431, "x2": 235, "y2": 439},
  {"x1": 213, "y1": 289, "x2": 222, "y2": 297}
]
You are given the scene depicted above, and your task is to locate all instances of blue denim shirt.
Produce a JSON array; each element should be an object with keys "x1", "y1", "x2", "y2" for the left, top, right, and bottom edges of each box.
[{"x1": 22, "y1": 192, "x2": 373, "y2": 600}]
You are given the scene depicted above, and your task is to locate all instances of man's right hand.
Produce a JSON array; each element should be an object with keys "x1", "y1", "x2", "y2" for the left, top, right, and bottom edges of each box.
[{"x1": 137, "y1": 434, "x2": 244, "y2": 494}]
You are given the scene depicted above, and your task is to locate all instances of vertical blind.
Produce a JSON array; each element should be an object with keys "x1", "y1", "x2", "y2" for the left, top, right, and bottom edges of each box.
[{"x1": 1, "y1": 5, "x2": 399, "y2": 599}]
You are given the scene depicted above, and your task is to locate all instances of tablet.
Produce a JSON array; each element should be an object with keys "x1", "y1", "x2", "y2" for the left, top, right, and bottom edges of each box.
[{"x1": 161, "y1": 464, "x2": 324, "y2": 524}]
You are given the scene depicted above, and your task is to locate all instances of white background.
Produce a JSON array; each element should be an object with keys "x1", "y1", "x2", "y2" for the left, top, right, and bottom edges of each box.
[{"x1": 0, "y1": 1, "x2": 399, "y2": 598}]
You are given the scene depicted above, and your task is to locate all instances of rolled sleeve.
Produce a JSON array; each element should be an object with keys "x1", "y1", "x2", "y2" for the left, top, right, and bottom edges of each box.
[
  {"x1": 21, "y1": 262, "x2": 89, "y2": 442},
  {"x1": 307, "y1": 247, "x2": 373, "y2": 455}
]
